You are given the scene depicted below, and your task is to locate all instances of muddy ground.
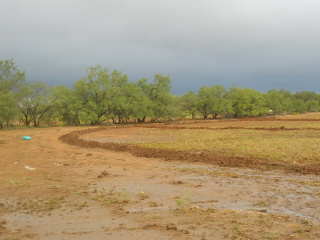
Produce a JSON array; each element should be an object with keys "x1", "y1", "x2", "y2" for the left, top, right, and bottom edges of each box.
[{"x1": 0, "y1": 121, "x2": 320, "y2": 240}]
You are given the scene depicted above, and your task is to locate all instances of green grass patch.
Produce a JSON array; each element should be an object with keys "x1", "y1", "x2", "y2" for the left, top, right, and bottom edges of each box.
[{"x1": 132, "y1": 128, "x2": 319, "y2": 166}]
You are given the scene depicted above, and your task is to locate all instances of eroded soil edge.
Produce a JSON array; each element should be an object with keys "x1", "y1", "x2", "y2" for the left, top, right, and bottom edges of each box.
[{"x1": 59, "y1": 125, "x2": 320, "y2": 175}]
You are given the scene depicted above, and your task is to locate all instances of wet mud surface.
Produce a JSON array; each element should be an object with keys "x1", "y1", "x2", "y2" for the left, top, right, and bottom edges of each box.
[{"x1": 1, "y1": 119, "x2": 320, "y2": 239}]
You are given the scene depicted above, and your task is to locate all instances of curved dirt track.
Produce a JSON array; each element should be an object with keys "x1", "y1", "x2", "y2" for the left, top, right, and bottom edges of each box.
[{"x1": 59, "y1": 125, "x2": 320, "y2": 175}]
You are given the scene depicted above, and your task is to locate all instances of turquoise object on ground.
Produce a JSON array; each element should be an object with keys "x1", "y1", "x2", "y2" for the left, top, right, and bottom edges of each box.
[{"x1": 22, "y1": 136, "x2": 32, "y2": 140}]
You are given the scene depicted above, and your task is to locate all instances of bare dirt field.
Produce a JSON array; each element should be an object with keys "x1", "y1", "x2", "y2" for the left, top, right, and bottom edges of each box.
[{"x1": 1, "y1": 114, "x2": 320, "y2": 240}]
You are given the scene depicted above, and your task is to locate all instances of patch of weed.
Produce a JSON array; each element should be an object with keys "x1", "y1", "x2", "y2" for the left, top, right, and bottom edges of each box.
[
  {"x1": 264, "y1": 230, "x2": 282, "y2": 239},
  {"x1": 3, "y1": 196, "x2": 67, "y2": 214},
  {"x1": 7, "y1": 177, "x2": 32, "y2": 188},
  {"x1": 91, "y1": 187, "x2": 133, "y2": 206},
  {"x1": 148, "y1": 201, "x2": 162, "y2": 207},
  {"x1": 176, "y1": 190, "x2": 192, "y2": 212}
]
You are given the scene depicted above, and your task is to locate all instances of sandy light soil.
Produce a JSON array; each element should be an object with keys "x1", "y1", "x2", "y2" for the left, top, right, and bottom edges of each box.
[{"x1": 0, "y1": 124, "x2": 320, "y2": 240}]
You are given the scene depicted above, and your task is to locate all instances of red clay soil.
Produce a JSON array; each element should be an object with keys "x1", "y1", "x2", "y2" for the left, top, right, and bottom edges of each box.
[
  {"x1": 59, "y1": 126, "x2": 320, "y2": 175},
  {"x1": 239, "y1": 118, "x2": 320, "y2": 122}
]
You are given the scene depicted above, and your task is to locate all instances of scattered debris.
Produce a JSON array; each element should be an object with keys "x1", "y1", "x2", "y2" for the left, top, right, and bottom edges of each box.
[
  {"x1": 139, "y1": 191, "x2": 149, "y2": 200},
  {"x1": 166, "y1": 223, "x2": 177, "y2": 231},
  {"x1": 53, "y1": 162, "x2": 63, "y2": 166},
  {"x1": 98, "y1": 170, "x2": 110, "y2": 178},
  {"x1": 171, "y1": 180, "x2": 184, "y2": 185},
  {"x1": 24, "y1": 165, "x2": 36, "y2": 171},
  {"x1": 22, "y1": 136, "x2": 31, "y2": 140}
]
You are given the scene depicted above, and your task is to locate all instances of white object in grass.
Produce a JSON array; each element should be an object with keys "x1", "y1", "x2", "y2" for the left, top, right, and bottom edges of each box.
[{"x1": 24, "y1": 165, "x2": 36, "y2": 171}]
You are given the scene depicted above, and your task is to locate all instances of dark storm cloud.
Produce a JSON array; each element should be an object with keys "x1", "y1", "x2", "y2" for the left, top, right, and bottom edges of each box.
[{"x1": 1, "y1": 0, "x2": 320, "y2": 94}]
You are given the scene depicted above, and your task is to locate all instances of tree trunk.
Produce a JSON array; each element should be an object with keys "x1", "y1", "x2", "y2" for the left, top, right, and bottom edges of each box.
[{"x1": 137, "y1": 116, "x2": 147, "y2": 123}]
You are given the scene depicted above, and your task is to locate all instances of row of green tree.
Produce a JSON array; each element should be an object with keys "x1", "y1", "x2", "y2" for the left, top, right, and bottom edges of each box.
[{"x1": 1, "y1": 59, "x2": 320, "y2": 128}]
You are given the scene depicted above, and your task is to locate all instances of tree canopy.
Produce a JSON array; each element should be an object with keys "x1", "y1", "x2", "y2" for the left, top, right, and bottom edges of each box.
[
  {"x1": 1, "y1": 60, "x2": 319, "y2": 128},
  {"x1": 0, "y1": 59, "x2": 25, "y2": 128}
]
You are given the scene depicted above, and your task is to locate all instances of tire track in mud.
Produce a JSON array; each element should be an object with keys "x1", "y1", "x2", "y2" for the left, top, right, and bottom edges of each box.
[{"x1": 59, "y1": 126, "x2": 320, "y2": 175}]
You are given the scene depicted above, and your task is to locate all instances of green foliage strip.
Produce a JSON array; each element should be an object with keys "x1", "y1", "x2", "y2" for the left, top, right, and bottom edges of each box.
[{"x1": 1, "y1": 60, "x2": 320, "y2": 127}]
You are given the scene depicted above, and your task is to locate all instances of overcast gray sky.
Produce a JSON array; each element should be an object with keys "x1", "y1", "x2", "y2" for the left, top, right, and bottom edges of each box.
[{"x1": 1, "y1": 0, "x2": 320, "y2": 94}]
